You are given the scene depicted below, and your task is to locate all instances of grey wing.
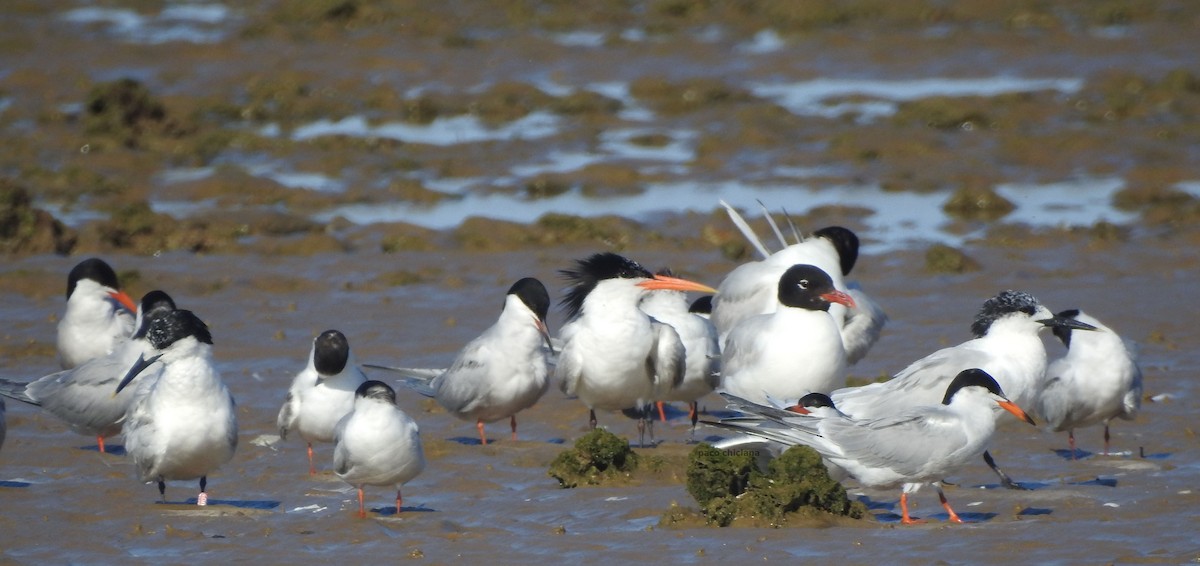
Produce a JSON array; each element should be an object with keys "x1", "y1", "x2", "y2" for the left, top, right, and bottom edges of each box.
[
  {"x1": 434, "y1": 341, "x2": 493, "y2": 413},
  {"x1": 331, "y1": 418, "x2": 351, "y2": 476},
  {"x1": 649, "y1": 320, "x2": 685, "y2": 396},
  {"x1": 823, "y1": 413, "x2": 964, "y2": 476},
  {"x1": 841, "y1": 283, "x2": 887, "y2": 365},
  {"x1": 277, "y1": 391, "x2": 297, "y2": 439},
  {"x1": 833, "y1": 346, "x2": 990, "y2": 417}
]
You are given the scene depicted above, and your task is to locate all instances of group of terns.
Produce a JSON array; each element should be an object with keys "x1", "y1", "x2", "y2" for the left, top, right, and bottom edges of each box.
[{"x1": 0, "y1": 203, "x2": 1144, "y2": 524}]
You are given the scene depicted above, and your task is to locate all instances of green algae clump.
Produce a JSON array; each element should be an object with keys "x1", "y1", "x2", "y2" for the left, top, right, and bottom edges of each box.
[
  {"x1": 683, "y1": 443, "x2": 865, "y2": 527},
  {"x1": 942, "y1": 185, "x2": 1015, "y2": 221},
  {"x1": 925, "y1": 243, "x2": 981, "y2": 274},
  {"x1": 548, "y1": 429, "x2": 640, "y2": 488}
]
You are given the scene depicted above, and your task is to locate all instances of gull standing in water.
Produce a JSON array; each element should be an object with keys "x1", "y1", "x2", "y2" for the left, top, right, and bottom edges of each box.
[
  {"x1": 1038, "y1": 309, "x2": 1142, "y2": 458},
  {"x1": 376, "y1": 278, "x2": 553, "y2": 445},
  {"x1": 555, "y1": 253, "x2": 716, "y2": 446},
  {"x1": 830, "y1": 290, "x2": 1095, "y2": 488},
  {"x1": 57, "y1": 258, "x2": 138, "y2": 369},
  {"x1": 333, "y1": 380, "x2": 425, "y2": 518},
  {"x1": 116, "y1": 309, "x2": 237, "y2": 505},
  {"x1": 277, "y1": 329, "x2": 368, "y2": 474},
  {"x1": 711, "y1": 202, "x2": 886, "y2": 364},
  {"x1": 718, "y1": 369, "x2": 1037, "y2": 524},
  {"x1": 0, "y1": 291, "x2": 176, "y2": 453},
  {"x1": 719, "y1": 264, "x2": 855, "y2": 404},
  {"x1": 639, "y1": 270, "x2": 720, "y2": 431}
]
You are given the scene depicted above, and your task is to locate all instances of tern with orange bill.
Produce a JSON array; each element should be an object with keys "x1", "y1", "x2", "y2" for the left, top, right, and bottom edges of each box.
[
  {"x1": 57, "y1": 258, "x2": 138, "y2": 370},
  {"x1": 555, "y1": 253, "x2": 716, "y2": 447},
  {"x1": 639, "y1": 269, "x2": 720, "y2": 432},
  {"x1": 717, "y1": 368, "x2": 1037, "y2": 524}
]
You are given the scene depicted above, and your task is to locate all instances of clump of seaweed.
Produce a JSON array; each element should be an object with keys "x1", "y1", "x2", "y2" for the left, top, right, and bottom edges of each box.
[
  {"x1": 925, "y1": 243, "x2": 981, "y2": 274},
  {"x1": 548, "y1": 428, "x2": 640, "y2": 488},
  {"x1": 681, "y1": 443, "x2": 866, "y2": 527},
  {"x1": 0, "y1": 179, "x2": 77, "y2": 255},
  {"x1": 942, "y1": 184, "x2": 1015, "y2": 221}
]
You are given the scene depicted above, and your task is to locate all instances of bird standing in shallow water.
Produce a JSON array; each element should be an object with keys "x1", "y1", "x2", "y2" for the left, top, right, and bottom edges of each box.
[
  {"x1": 0, "y1": 291, "x2": 176, "y2": 453},
  {"x1": 1038, "y1": 309, "x2": 1142, "y2": 458},
  {"x1": 116, "y1": 309, "x2": 237, "y2": 505},
  {"x1": 555, "y1": 253, "x2": 716, "y2": 447},
  {"x1": 57, "y1": 257, "x2": 138, "y2": 370},
  {"x1": 333, "y1": 380, "x2": 425, "y2": 518},
  {"x1": 718, "y1": 368, "x2": 1037, "y2": 524},
  {"x1": 278, "y1": 329, "x2": 368, "y2": 474}
]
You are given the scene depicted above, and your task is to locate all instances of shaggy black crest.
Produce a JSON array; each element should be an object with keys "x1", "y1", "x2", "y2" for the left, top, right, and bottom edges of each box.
[
  {"x1": 1051, "y1": 308, "x2": 1082, "y2": 348},
  {"x1": 813, "y1": 226, "x2": 859, "y2": 276},
  {"x1": 970, "y1": 290, "x2": 1041, "y2": 338},
  {"x1": 942, "y1": 368, "x2": 1005, "y2": 405},
  {"x1": 132, "y1": 290, "x2": 177, "y2": 339},
  {"x1": 145, "y1": 309, "x2": 213, "y2": 350},
  {"x1": 777, "y1": 264, "x2": 837, "y2": 311},
  {"x1": 313, "y1": 330, "x2": 351, "y2": 376},
  {"x1": 508, "y1": 277, "x2": 550, "y2": 322},
  {"x1": 66, "y1": 258, "x2": 121, "y2": 299},
  {"x1": 356, "y1": 380, "x2": 397, "y2": 404},
  {"x1": 558, "y1": 253, "x2": 652, "y2": 320}
]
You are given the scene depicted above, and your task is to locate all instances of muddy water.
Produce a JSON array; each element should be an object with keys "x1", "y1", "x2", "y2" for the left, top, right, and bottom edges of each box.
[{"x1": 2, "y1": 1, "x2": 1200, "y2": 563}]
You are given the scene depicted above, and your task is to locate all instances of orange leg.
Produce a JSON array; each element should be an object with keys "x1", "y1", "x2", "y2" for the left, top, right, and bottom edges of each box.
[
  {"x1": 477, "y1": 420, "x2": 488, "y2": 445},
  {"x1": 900, "y1": 493, "x2": 925, "y2": 524},
  {"x1": 936, "y1": 487, "x2": 963, "y2": 523},
  {"x1": 656, "y1": 401, "x2": 667, "y2": 422},
  {"x1": 395, "y1": 488, "x2": 403, "y2": 514},
  {"x1": 97, "y1": 435, "x2": 107, "y2": 454},
  {"x1": 307, "y1": 443, "x2": 316, "y2": 475},
  {"x1": 689, "y1": 402, "x2": 699, "y2": 428},
  {"x1": 510, "y1": 415, "x2": 518, "y2": 441},
  {"x1": 357, "y1": 487, "x2": 367, "y2": 518},
  {"x1": 1068, "y1": 430, "x2": 1077, "y2": 460}
]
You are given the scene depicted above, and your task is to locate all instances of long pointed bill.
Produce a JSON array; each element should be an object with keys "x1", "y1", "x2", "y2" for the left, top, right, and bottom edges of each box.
[
  {"x1": 998, "y1": 399, "x2": 1037, "y2": 426},
  {"x1": 110, "y1": 290, "x2": 138, "y2": 314},
  {"x1": 114, "y1": 353, "x2": 163, "y2": 395},
  {"x1": 820, "y1": 289, "x2": 856, "y2": 308},
  {"x1": 637, "y1": 275, "x2": 717, "y2": 294},
  {"x1": 1038, "y1": 315, "x2": 1097, "y2": 332},
  {"x1": 533, "y1": 316, "x2": 555, "y2": 355},
  {"x1": 784, "y1": 404, "x2": 812, "y2": 415}
]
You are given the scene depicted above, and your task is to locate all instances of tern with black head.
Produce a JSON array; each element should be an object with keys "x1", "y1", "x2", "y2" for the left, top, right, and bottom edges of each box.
[
  {"x1": 57, "y1": 258, "x2": 138, "y2": 370},
  {"x1": 116, "y1": 309, "x2": 237, "y2": 505},
  {"x1": 0, "y1": 290, "x2": 176, "y2": 453},
  {"x1": 720, "y1": 264, "x2": 855, "y2": 404},
  {"x1": 830, "y1": 290, "x2": 1094, "y2": 488},
  {"x1": 1038, "y1": 309, "x2": 1142, "y2": 458},
  {"x1": 555, "y1": 253, "x2": 716, "y2": 447},
  {"x1": 278, "y1": 329, "x2": 367, "y2": 474},
  {"x1": 333, "y1": 380, "x2": 425, "y2": 518}
]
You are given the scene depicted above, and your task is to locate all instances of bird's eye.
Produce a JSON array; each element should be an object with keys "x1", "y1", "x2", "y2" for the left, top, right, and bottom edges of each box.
[{"x1": 798, "y1": 279, "x2": 810, "y2": 290}]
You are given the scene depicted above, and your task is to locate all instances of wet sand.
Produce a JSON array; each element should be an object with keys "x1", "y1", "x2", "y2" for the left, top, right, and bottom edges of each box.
[{"x1": 2, "y1": 1, "x2": 1200, "y2": 563}]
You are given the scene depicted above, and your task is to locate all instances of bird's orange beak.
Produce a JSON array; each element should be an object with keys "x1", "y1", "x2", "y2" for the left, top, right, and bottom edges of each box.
[
  {"x1": 998, "y1": 400, "x2": 1037, "y2": 426},
  {"x1": 110, "y1": 290, "x2": 137, "y2": 314},
  {"x1": 820, "y1": 289, "x2": 856, "y2": 308},
  {"x1": 637, "y1": 275, "x2": 717, "y2": 294},
  {"x1": 785, "y1": 404, "x2": 812, "y2": 415}
]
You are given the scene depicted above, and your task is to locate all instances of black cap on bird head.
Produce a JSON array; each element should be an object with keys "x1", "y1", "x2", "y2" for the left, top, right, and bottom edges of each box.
[
  {"x1": 970, "y1": 290, "x2": 1041, "y2": 338},
  {"x1": 812, "y1": 226, "x2": 859, "y2": 276},
  {"x1": 507, "y1": 277, "x2": 550, "y2": 322},
  {"x1": 558, "y1": 253, "x2": 652, "y2": 320},
  {"x1": 67, "y1": 258, "x2": 121, "y2": 298},
  {"x1": 313, "y1": 330, "x2": 351, "y2": 376},
  {"x1": 356, "y1": 380, "x2": 397, "y2": 405}
]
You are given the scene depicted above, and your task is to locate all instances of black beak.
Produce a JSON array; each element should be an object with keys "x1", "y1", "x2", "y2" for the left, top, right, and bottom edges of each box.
[
  {"x1": 114, "y1": 353, "x2": 163, "y2": 395},
  {"x1": 1038, "y1": 315, "x2": 1097, "y2": 332}
]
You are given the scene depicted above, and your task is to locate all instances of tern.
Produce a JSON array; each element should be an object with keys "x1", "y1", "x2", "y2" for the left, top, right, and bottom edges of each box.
[
  {"x1": 712, "y1": 202, "x2": 886, "y2": 364},
  {"x1": 116, "y1": 309, "x2": 237, "y2": 505},
  {"x1": 555, "y1": 253, "x2": 716, "y2": 446},
  {"x1": 709, "y1": 392, "x2": 847, "y2": 476},
  {"x1": 718, "y1": 368, "x2": 1037, "y2": 524},
  {"x1": 719, "y1": 264, "x2": 855, "y2": 404},
  {"x1": 831, "y1": 290, "x2": 1095, "y2": 488},
  {"x1": 277, "y1": 329, "x2": 368, "y2": 474},
  {"x1": 57, "y1": 258, "x2": 138, "y2": 369},
  {"x1": 378, "y1": 278, "x2": 553, "y2": 445},
  {"x1": 0, "y1": 290, "x2": 176, "y2": 453},
  {"x1": 1038, "y1": 309, "x2": 1142, "y2": 458},
  {"x1": 333, "y1": 380, "x2": 425, "y2": 518},
  {"x1": 639, "y1": 270, "x2": 720, "y2": 431}
]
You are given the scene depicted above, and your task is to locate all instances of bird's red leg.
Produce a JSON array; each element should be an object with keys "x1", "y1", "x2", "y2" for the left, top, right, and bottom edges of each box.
[
  {"x1": 937, "y1": 487, "x2": 963, "y2": 523},
  {"x1": 1069, "y1": 431, "x2": 1077, "y2": 460},
  {"x1": 477, "y1": 419, "x2": 487, "y2": 446},
  {"x1": 97, "y1": 435, "x2": 106, "y2": 454},
  {"x1": 307, "y1": 443, "x2": 316, "y2": 475},
  {"x1": 689, "y1": 402, "x2": 699, "y2": 428},
  {"x1": 510, "y1": 415, "x2": 518, "y2": 441},
  {"x1": 656, "y1": 401, "x2": 667, "y2": 422},
  {"x1": 357, "y1": 487, "x2": 367, "y2": 518},
  {"x1": 395, "y1": 488, "x2": 403, "y2": 515},
  {"x1": 900, "y1": 493, "x2": 925, "y2": 524}
]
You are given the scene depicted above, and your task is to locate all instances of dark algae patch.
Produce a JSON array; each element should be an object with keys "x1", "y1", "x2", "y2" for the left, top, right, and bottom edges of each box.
[
  {"x1": 548, "y1": 428, "x2": 640, "y2": 488},
  {"x1": 673, "y1": 443, "x2": 866, "y2": 527}
]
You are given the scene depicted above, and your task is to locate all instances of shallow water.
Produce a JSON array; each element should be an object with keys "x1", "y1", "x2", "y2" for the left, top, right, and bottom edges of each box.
[{"x1": 2, "y1": 1, "x2": 1200, "y2": 563}]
